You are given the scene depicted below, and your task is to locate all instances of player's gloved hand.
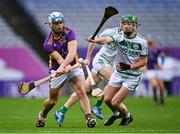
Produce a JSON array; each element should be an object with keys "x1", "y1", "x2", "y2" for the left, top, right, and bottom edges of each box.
[{"x1": 116, "y1": 62, "x2": 131, "y2": 70}]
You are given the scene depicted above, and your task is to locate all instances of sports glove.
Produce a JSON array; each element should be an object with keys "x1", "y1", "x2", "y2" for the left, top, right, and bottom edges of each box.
[{"x1": 116, "y1": 62, "x2": 131, "y2": 70}]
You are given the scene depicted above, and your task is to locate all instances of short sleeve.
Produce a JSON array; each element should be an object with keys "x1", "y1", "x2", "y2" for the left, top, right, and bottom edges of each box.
[
  {"x1": 140, "y1": 40, "x2": 148, "y2": 57},
  {"x1": 99, "y1": 29, "x2": 110, "y2": 37},
  {"x1": 44, "y1": 43, "x2": 55, "y2": 54},
  {"x1": 110, "y1": 32, "x2": 124, "y2": 43},
  {"x1": 67, "y1": 30, "x2": 76, "y2": 42},
  {"x1": 43, "y1": 33, "x2": 55, "y2": 54}
]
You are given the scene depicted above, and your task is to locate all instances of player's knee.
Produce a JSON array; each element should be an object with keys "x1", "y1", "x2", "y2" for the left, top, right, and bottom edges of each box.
[
  {"x1": 103, "y1": 96, "x2": 112, "y2": 105},
  {"x1": 76, "y1": 89, "x2": 86, "y2": 99},
  {"x1": 151, "y1": 81, "x2": 158, "y2": 88},
  {"x1": 111, "y1": 99, "x2": 119, "y2": 107}
]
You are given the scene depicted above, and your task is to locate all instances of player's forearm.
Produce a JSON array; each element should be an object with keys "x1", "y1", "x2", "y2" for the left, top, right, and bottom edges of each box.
[
  {"x1": 50, "y1": 51, "x2": 65, "y2": 65},
  {"x1": 86, "y1": 42, "x2": 95, "y2": 60},
  {"x1": 94, "y1": 37, "x2": 113, "y2": 44},
  {"x1": 63, "y1": 41, "x2": 77, "y2": 66},
  {"x1": 97, "y1": 37, "x2": 112, "y2": 44},
  {"x1": 63, "y1": 52, "x2": 76, "y2": 66},
  {"x1": 56, "y1": 57, "x2": 65, "y2": 65},
  {"x1": 130, "y1": 57, "x2": 147, "y2": 69}
]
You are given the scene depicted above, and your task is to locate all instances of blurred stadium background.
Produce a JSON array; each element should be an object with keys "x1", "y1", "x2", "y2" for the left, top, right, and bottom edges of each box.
[
  {"x1": 0, "y1": 0, "x2": 180, "y2": 133},
  {"x1": 0, "y1": 0, "x2": 180, "y2": 98}
]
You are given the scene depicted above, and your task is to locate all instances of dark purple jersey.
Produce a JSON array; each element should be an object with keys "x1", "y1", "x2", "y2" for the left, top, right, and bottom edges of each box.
[
  {"x1": 43, "y1": 27, "x2": 78, "y2": 71},
  {"x1": 147, "y1": 45, "x2": 161, "y2": 69}
]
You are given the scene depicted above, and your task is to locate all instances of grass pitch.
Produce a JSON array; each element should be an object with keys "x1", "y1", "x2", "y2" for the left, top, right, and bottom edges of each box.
[{"x1": 0, "y1": 96, "x2": 180, "y2": 133}]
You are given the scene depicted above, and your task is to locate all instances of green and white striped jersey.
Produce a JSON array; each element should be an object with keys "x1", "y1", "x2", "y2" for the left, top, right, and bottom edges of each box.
[{"x1": 110, "y1": 32, "x2": 148, "y2": 76}]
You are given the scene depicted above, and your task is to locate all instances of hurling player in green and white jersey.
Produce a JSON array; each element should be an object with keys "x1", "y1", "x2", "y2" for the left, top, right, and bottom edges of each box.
[{"x1": 88, "y1": 15, "x2": 148, "y2": 126}]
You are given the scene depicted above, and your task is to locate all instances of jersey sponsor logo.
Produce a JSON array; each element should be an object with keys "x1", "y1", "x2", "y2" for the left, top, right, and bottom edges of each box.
[
  {"x1": 133, "y1": 43, "x2": 140, "y2": 50},
  {"x1": 121, "y1": 46, "x2": 140, "y2": 57},
  {"x1": 62, "y1": 49, "x2": 68, "y2": 55},
  {"x1": 119, "y1": 40, "x2": 141, "y2": 57},
  {"x1": 120, "y1": 40, "x2": 141, "y2": 50}
]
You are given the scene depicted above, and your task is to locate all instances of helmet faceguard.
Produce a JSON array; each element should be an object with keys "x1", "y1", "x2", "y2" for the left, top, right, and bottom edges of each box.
[
  {"x1": 48, "y1": 12, "x2": 64, "y2": 25},
  {"x1": 47, "y1": 12, "x2": 65, "y2": 34},
  {"x1": 120, "y1": 15, "x2": 139, "y2": 37}
]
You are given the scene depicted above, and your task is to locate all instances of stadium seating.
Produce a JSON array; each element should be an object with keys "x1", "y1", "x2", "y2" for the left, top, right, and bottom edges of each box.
[
  {"x1": 0, "y1": 15, "x2": 26, "y2": 46},
  {"x1": 17, "y1": 0, "x2": 180, "y2": 47},
  {"x1": 0, "y1": 14, "x2": 49, "y2": 98}
]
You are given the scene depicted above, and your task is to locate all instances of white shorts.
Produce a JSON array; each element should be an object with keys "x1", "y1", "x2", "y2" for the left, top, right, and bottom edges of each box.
[
  {"x1": 50, "y1": 67, "x2": 84, "y2": 89},
  {"x1": 92, "y1": 53, "x2": 114, "y2": 74},
  {"x1": 145, "y1": 70, "x2": 158, "y2": 79},
  {"x1": 109, "y1": 70, "x2": 142, "y2": 91}
]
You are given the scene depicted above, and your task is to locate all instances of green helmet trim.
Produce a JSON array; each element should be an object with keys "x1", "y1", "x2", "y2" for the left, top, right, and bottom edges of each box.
[{"x1": 121, "y1": 15, "x2": 138, "y2": 24}]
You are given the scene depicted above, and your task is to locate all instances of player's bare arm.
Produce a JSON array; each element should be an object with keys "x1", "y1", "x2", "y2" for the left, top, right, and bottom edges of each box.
[
  {"x1": 49, "y1": 51, "x2": 67, "y2": 76},
  {"x1": 88, "y1": 36, "x2": 113, "y2": 45},
  {"x1": 57, "y1": 40, "x2": 77, "y2": 73},
  {"x1": 84, "y1": 42, "x2": 95, "y2": 65},
  {"x1": 50, "y1": 51, "x2": 65, "y2": 65},
  {"x1": 130, "y1": 57, "x2": 148, "y2": 69},
  {"x1": 63, "y1": 40, "x2": 77, "y2": 66}
]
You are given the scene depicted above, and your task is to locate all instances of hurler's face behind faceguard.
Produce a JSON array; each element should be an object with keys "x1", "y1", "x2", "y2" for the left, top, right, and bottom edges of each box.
[
  {"x1": 48, "y1": 12, "x2": 65, "y2": 34},
  {"x1": 120, "y1": 15, "x2": 138, "y2": 37}
]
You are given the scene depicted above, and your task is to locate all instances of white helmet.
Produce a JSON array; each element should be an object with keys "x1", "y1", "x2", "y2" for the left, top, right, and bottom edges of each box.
[{"x1": 48, "y1": 12, "x2": 64, "y2": 25}]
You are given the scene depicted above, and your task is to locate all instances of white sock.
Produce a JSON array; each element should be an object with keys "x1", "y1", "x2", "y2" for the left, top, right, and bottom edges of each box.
[{"x1": 113, "y1": 111, "x2": 120, "y2": 116}]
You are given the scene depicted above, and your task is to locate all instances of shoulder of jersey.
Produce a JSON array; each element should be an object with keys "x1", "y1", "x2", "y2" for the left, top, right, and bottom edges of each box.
[
  {"x1": 136, "y1": 33, "x2": 147, "y2": 43},
  {"x1": 64, "y1": 27, "x2": 72, "y2": 34}
]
